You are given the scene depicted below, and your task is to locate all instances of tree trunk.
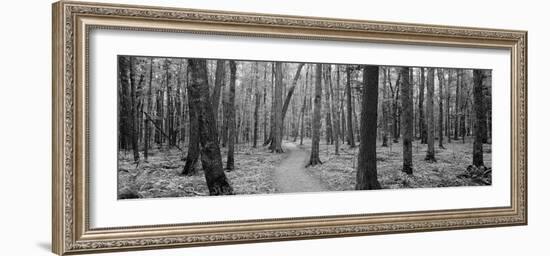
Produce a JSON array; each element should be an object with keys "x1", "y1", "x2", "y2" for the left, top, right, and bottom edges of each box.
[
  {"x1": 164, "y1": 59, "x2": 176, "y2": 147},
  {"x1": 345, "y1": 67, "x2": 356, "y2": 147},
  {"x1": 293, "y1": 100, "x2": 301, "y2": 142},
  {"x1": 281, "y1": 63, "x2": 305, "y2": 121},
  {"x1": 339, "y1": 67, "x2": 346, "y2": 142},
  {"x1": 265, "y1": 63, "x2": 276, "y2": 148},
  {"x1": 300, "y1": 66, "x2": 310, "y2": 145},
  {"x1": 425, "y1": 68, "x2": 436, "y2": 162},
  {"x1": 155, "y1": 83, "x2": 164, "y2": 147},
  {"x1": 437, "y1": 69, "x2": 445, "y2": 149},
  {"x1": 299, "y1": 98, "x2": 306, "y2": 145},
  {"x1": 446, "y1": 71, "x2": 452, "y2": 143},
  {"x1": 353, "y1": 88, "x2": 360, "y2": 143},
  {"x1": 328, "y1": 65, "x2": 340, "y2": 155},
  {"x1": 134, "y1": 59, "x2": 143, "y2": 161},
  {"x1": 409, "y1": 68, "x2": 420, "y2": 141},
  {"x1": 118, "y1": 58, "x2": 129, "y2": 150},
  {"x1": 262, "y1": 63, "x2": 305, "y2": 145},
  {"x1": 187, "y1": 59, "x2": 233, "y2": 195},
  {"x1": 253, "y1": 63, "x2": 260, "y2": 148},
  {"x1": 144, "y1": 58, "x2": 153, "y2": 160},
  {"x1": 181, "y1": 96, "x2": 200, "y2": 175},
  {"x1": 175, "y1": 61, "x2": 183, "y2": 148},
  {"x1": 221, "y1": 88, "x2": 229, "y2": 147},
  {"x1": 473, "y1": 69, "x2": 486, "y2": 167},
  {"x1": 400, "y1": 67, "x2": 413, "y2": 174},
  {"x1": 381, "y1": 67, "x2": 389, "y2": 147},
  {"x1": 263, "y1": 63, "x2": 268, "y2": 142},
  {"x1": 460, "y1": 74, "x2": 466, "y2": 143},
  {"x1": 483, "y1": 72, "x2": 492, "y2": 143},
  {"x1": 390, "y1": 69, "x2": 401, "y2": 143},
  {"x1": 181, "y1": 62, "x2": 199, "y2": 176},
  {"x1": 324, "y1": 65, "x2": 333, "y2": 144},
  {"x1": 180, "y1": 60, "x2": 189, "y2": 147},
  {"x1": 226, "y1": 61, "x2": 237, "y2": 170},
  {"x1": 483, "y1": 72, "x2": 493, "y2": 143},
  {"x1": 211, "y1": 60, "x2": 225, "y2": 122},
  {"x1": 127, "y1": 56, "x2": 140, "y2": 162},
  {"x1": 356, "y1": 65, "x2": 381, "y2": 190},
  {"x1": 307, "y1": 63, "x2": 323, "y2": 166},
  {"x1": 419, "y1": 68, "x2": 426, "y2": 143},
  {"x1": 240, "y1": 71, "x2": 251, "y2": 145},
  {"x1": 272, "y1": 62, "x2": 284, "y2": 153},
  {"x1": 454, "y1": 69, "x2": 461, "y2": 140}
]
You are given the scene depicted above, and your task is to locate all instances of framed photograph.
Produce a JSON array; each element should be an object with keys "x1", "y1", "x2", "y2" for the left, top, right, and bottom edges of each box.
[{"x1": 52, "y1": 1, "x2": 527, "y2": 255}]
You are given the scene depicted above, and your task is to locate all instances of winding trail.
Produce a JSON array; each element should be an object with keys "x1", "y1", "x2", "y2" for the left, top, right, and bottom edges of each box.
[{"x1": 273, "y1": 142, "x2": 326, "y2": 193}]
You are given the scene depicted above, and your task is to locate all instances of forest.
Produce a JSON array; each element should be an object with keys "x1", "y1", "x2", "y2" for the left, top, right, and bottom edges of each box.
[{"x1": 117, "y1": 56, "x2": 492, "y2": 199}]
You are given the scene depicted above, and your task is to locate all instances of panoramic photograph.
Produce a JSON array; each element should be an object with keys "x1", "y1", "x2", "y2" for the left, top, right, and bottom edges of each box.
[{"x1": 117, "y1": 56, "x2": 492, "y2": 199}]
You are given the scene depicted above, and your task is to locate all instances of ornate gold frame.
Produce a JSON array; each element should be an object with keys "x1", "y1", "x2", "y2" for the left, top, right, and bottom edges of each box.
[{"x1": 52, "y1": 1, "x2": 527, "y2": 255}]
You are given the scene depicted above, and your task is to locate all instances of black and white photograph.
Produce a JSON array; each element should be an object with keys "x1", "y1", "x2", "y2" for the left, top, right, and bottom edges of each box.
[{"x1": 117, "y1": 56, "x2": 492, "y2": 199}]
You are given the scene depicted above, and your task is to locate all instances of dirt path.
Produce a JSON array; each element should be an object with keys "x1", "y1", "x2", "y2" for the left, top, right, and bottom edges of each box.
[{"x1": 273, "y1": 142, "x2": 326, "y2": 193}]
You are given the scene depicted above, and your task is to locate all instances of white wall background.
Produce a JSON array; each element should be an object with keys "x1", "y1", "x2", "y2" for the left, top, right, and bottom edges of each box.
[{"x1": 0, "y1": 0, "x2": 546, "y2": 255}]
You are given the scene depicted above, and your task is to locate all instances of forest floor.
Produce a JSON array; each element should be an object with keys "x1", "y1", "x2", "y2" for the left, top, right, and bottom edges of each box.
[
  {"x1": 118, "y1": 144, "x2": 285, "y2": 199},
  {"x1": 118, "y1": 137, "x2": 491, "y2": 199},
  {"x1": 301, "y1": 137, "x2": 492, "y2": 191}
]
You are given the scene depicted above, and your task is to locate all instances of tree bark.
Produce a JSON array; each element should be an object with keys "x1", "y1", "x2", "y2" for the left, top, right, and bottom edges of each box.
[
  {"x1": 299, "y1": 66, "x2": 310, "y2": 145},
  {"x1": 400, "y1": 67, "x2": 413, "y2": 174},
  {"x1": 473, "y1": 69, "x2": 486, "y2": 167},
  {"x1": 389, "y1": 69, "x2": 401, "y2": 143},
  {"x1": 155, "y1": 81, "x2": 164, "y2": 147},
  {"x1": 187, "y1": 59, "x2": 233, "y2": 195},
  {"x1": 483, "y1": 72, "x2": 492, "y2": 143},
  {"x1": 425, "y1": 68, "x2": 436, "y2": 162},
  {"x1": 253, "y1": 63, "x2": 260, "y2": 148},
  {"x1": 324, "y1": 65, "x2": 333, "y2": 144},
  {"x1": 164, "y1": 59, "x2": 176, "y2": 147},
  {"x1": 461, "y1": 75, "x2": 468, "y2": 143},
  {"x1": 181, "y1": 92, "x2": 200, "y2": 176},
  {"x1": 345, "y1": 67, "x2": 356, "y2": 147},
  {"x1": 328, "y1": 65, "x2": 340, "y2": 155},
  {"x1": 437, "y1": 69, "x2": 446, "y2": 149},
  {"x1": 356, "y1": 65, "x2": 381, "y2": 190},
  {"x1": 381, "y1": 67, "x2": 389, "y2": 147},
  {"x1": 263, "y1": 63, "x2": 268, "y2": 142},
  {"x1": 118, "y1": 57, "x2": 129, "y2": 150},
  {"x1": 419, "y1": 68, "x2": 427, "y2": 143},
  {"x1": 454, "y1": 69, "x2": 461, "y2": 140},
  {"x1": 265, "y1": 63, "x2": 276, "y2": 148},
  {"x1": 339, "y1": 67, "x2": 346, "y2": 142},
  {"x1": 221, "y1": 86, "x2": 229, "y2": 147},
  {"x1": 144, "y1": 58, "x2": 154, "y2": 160},
  {"x1": 272, "y1": 62, "x2": 284, "y2": 153},
  {"x1": 211, "y1": 60, "x2": 225, "y2": 122},
  {"x1": 352, "y1": 88, "x2": 360, "y2": 143},
  {"x1": 226, "y1": 61, "x2": 237, "y2": 170},
  {"x1": 446, "y1": 71, "x2": 452, "y2": 143},
  {"x1": 174, "y1": 61, "x2": 183, "y2": 148},
  {"x1": 299, "y1": 98, "x2": 306, "y2": 145},
  {"x1": 127, "y1": 56, "x2": 140, "y2": 162},
  {"x1": 307, "y1": 64, "x2": 323, "y2": 166}
]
